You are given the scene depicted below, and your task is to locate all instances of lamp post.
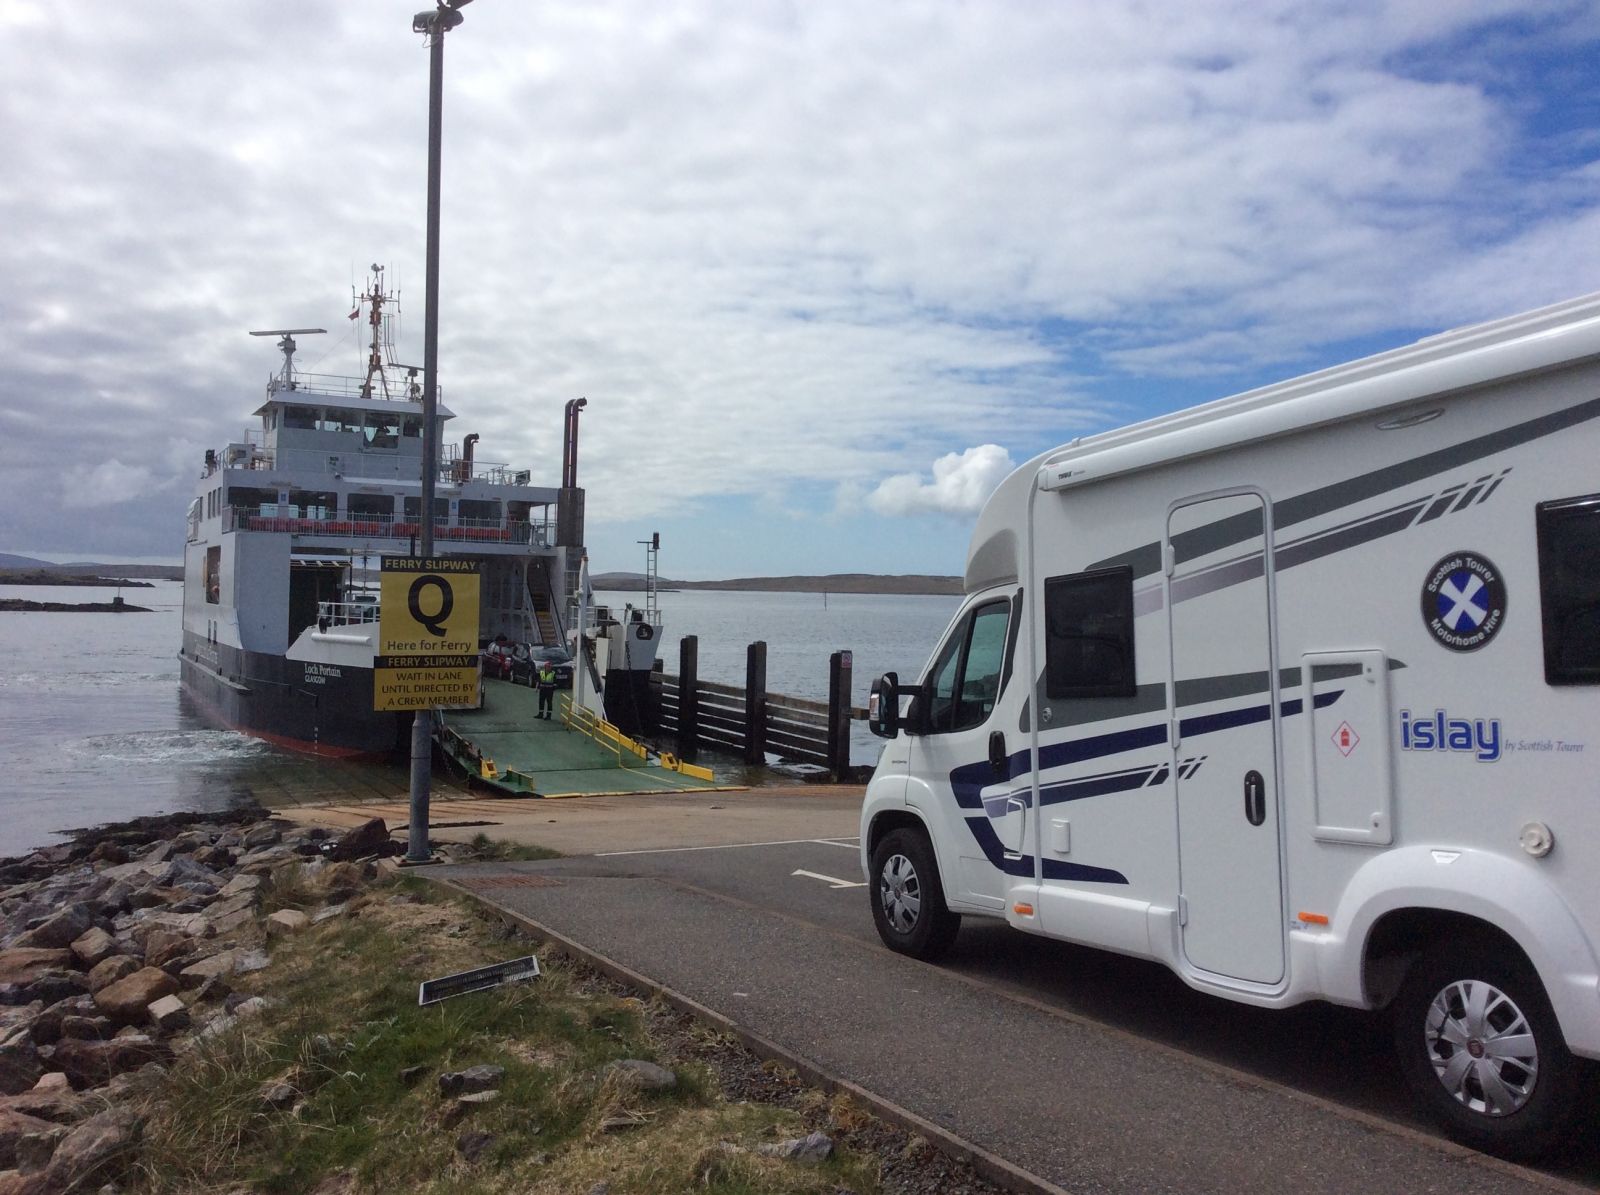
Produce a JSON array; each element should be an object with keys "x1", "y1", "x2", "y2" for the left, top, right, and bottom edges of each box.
[{"x1": 407, "y1": 0, "x2": 473, "y2": 865}]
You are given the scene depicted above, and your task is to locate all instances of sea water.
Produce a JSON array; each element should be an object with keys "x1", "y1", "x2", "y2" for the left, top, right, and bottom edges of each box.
[{"x1": 0, "y1": 581, "x2": 959, "y2": 855}]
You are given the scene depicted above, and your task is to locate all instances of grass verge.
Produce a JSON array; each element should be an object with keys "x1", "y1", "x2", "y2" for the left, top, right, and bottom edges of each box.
[{"x1": 130, "y1": 874, "x2": 881, "y2": 1194}]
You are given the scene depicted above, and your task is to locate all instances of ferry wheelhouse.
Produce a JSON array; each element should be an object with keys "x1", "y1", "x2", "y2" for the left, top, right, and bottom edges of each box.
[{"x1": 179, "y1": 269, "x2": 586, "y2": 757}]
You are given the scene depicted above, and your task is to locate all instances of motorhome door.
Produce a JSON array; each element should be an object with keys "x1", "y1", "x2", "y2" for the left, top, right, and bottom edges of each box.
[{"x1": 1166, "y1": 492, "x2": 1286, "y2": 985}]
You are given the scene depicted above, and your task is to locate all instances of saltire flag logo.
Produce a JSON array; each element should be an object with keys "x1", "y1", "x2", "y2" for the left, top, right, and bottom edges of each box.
[{"x1": 1421, "y1": 552, "x2": 1506, "y2": 652}]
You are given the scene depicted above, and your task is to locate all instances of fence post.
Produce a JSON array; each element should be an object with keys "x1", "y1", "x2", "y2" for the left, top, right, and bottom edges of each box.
[
  {"x1": 744, "y1": 641, "x2": 767, "y2": 765},
  {"x1": 677, "y1": 636, "x2": 699, "y2": 762},
  {"x1": 826, "y1": 649, "x2": 853, "y2": 781}
]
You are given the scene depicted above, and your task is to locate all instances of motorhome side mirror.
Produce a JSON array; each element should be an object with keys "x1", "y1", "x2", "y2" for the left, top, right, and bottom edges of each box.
[{"x1": 868, "y1": 672, "x2": 900, "y2": 739}]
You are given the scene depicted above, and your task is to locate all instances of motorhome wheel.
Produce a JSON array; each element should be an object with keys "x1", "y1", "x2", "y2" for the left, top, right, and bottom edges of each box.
[
  {"x1": 1392, "y1": 941, "x2": 1587, "y2": 1159},
  {"x1": 869, "y1": 827, "x2": 959, "y2": 961}
]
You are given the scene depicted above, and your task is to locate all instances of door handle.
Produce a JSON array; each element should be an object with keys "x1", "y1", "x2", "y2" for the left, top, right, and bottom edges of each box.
[
  {"x1": 989, "y1": 731, "x2": 1008, "y2": 780},
  {"x1": 1243, "y1": 770, "x2": 1266, "y2": 826}
]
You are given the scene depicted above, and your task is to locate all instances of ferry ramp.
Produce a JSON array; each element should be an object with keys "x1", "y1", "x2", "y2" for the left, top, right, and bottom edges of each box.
[{"x1": 437, "y1": 678, "x2": 730, "y2": 798}]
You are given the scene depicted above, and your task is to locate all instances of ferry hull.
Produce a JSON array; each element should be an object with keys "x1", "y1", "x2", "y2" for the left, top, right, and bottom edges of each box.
[{"x1": 179, "y1": 636, "x2": 408, "y2": 760}]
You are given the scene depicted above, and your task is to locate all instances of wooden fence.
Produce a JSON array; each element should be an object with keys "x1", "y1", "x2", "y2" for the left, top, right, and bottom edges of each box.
[{"x1": 654, "y1": 637, "x2": 862, "y2": 780}]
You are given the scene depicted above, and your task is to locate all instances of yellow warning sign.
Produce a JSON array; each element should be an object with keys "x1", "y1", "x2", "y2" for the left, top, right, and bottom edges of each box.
[{"x1": 375, "y1": 559, "x2": 482, "y2": 711}]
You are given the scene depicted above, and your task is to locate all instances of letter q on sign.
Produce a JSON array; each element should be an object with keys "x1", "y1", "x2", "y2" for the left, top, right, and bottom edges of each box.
[{"x1": 408, "y1": 574, "x2": 453, "y2": 638}]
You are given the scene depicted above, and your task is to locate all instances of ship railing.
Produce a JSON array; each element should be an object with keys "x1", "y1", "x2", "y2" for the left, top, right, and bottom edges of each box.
[
  {"x1": 316, "y1": 600, "x2": 380, "y2": 627},
  {"x1": 267, "y1": 370, "x2": 435, "y2": 404},
  {"x1": 225, "y1": 505, "x2": 549, "y2": 546}
]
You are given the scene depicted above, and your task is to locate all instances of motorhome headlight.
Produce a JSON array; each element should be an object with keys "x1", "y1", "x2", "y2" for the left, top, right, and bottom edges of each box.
[{"x1": 1519, "y1": 821, "x2": 1554, "y2": 858}]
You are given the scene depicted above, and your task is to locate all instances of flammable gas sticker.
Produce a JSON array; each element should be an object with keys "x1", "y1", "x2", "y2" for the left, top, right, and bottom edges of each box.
[{"x1": 1421, "y1": 551, "x2": 1505, "y2": 652}]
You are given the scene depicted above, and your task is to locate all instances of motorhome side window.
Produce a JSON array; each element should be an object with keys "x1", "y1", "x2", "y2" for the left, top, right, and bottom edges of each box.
[
  {"x1": 1536, "y1": 493, "x2": 1600, "y2": 684},
  {"x1": 1044, "y1": 566, "x2": 1136, "y2": 699},
  {"x1": 925, "y1": 600, "x2": 1010, "y2": 733}
]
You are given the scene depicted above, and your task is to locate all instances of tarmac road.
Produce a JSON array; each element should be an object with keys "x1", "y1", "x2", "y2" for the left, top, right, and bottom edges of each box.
[{"x1": 436, "y1": 833, "x2": 1600, "y2": 1195}]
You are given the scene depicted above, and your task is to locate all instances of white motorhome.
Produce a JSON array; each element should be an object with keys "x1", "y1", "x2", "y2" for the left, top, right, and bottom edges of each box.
[{"x1": 860, "y1": 292, "x2": 1600, "y2": 1158}]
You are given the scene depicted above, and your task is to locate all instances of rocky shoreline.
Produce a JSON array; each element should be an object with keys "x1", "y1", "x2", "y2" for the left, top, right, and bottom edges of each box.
[
  {"x1": 0, "y1": 601, "x2": 152, "y2": 613},
  {"x1": 0, "y1": 807, "x2": 405, "y2": 1193}
]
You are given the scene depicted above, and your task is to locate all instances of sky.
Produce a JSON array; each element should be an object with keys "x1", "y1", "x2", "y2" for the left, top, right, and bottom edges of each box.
[{"x1": 2, "y1": 1, "x2": 1598, "y2": 579}]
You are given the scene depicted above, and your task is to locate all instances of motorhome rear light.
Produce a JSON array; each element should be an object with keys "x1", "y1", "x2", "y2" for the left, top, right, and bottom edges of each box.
[
  {"x1": 1013, "y1": 903, "x2": 1034, "y2": 916},
  {"x1": 1298, "y1": 912, "x2": 1330, "y2": 926}
]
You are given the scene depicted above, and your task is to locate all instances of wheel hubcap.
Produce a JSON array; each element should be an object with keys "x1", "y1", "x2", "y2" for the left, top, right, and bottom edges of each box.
[
  {"x1": 1423, "y1": 978, "x2": 1539, "y2": 1117},
  {"x1": 879, "y1": 853, "x2": 921, "y2": 933}
]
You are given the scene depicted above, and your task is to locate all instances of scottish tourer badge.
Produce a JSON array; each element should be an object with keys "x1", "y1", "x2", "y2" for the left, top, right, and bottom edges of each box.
[{"x1": 1421, "y1": 551, "x2": 1506, "y2": 652}]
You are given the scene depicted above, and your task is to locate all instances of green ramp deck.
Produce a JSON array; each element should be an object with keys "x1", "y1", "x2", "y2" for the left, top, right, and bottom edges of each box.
[{"x1": 437, "y1": 679, "x2": 724, "y2": 798}]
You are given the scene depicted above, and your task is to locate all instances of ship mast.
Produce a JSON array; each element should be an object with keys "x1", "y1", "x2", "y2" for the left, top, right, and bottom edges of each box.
[{"x1": 355, "y1": 264, "x2": 400, "y2": 400}]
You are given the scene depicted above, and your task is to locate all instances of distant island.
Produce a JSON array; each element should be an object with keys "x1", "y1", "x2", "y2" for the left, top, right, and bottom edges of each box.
[
  {"x1": 0, "y1": 553, "x2": 180, "y2": 582},
  {"x1": 1, "y1": 597, "x2": 152, "y2": 613},
  {"x1": 590, "y1": 571, "x2": 962, "y2": 596},
  {"x1": 0, "y1": 570, "x2": 156, "y2": 588}
]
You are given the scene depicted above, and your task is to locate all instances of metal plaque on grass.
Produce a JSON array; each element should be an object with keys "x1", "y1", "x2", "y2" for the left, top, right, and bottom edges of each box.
[{"x1": 418, "y1": 954, "x2": 541, "y2": 1005}]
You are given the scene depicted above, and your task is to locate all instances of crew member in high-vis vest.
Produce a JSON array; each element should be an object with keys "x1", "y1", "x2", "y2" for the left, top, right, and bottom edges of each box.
[{"x1": 536, "y1": 661, "x2": 558, "y2": 720}]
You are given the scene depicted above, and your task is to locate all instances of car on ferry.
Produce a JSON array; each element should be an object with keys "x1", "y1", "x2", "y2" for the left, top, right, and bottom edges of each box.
[{"x1": 511, "y1": 644, "x2": 574, "y2": 688}]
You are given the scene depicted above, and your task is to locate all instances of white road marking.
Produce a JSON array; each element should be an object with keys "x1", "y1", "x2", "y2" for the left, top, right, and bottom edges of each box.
[
  {"x1": 791, "y1": 868, "x2": 868, "y2": 889},
  {"x1": 809, "y1": 838, "x2": 861, "y2": 849},
  {"x1": 596, "y1": 836, "x2": 857, "y2": 858}
]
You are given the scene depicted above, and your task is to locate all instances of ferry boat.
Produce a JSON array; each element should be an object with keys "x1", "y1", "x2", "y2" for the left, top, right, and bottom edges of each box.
[{"x1": 179, "y1": 267, "x2": 660, "y2": 757}]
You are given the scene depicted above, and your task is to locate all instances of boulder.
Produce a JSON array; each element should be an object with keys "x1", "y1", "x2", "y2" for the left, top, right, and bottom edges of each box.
[
  {"x1": 438, "y1": 1065, "x2": 505, "y2": 1097},
  {"x1": 606, "y1": 1059, "x2": 677, "y2": 1091},
  {"x1": 0, "y1": 1089, "x2": 85, "y2": 1126},
  {"x1": 241, "y1": 824, "x2": 283, "y2": 849},
  {"x1": 16, "y1": 975, "x2": 86, "y2": 1008},
  {"x1": 141, "y1": 932, "x2": 191, "y2": 972},
  {"x1": 756, "y1": 1131, "x2": 835, "y2": 1164},
  {"x1": 92, "y1": 969, "x2": 178, "y2": 1024},
  {"x1": 217, "y1": 874, "x2": 262, "y2": 900},
  {"x1": 192, "y1": 845, "x2": 235, "y2": 870},
  {"x1": 259, "y1": 1082, "x2": 296, "y2": 1111},
  {"x1": 265, "y1": 911, "x2": 308, "y2": 938},
  {"x1": 49, "y1": 1036, "x2": 171, "y2": 1089},
  {"x1": 0, "y1": 1042, "x2": 42, "y2": 1097},
  {"x1": 93, "y1": 882, "x2": 134, "y2": 919},
  {"x1": 455, "y1": 1130, "x2": 495, "y2": 1163},
  {"x1": 233, "y1": 950, "x2": 269, "y2": 975},
  {"x1": 27, "y1": 1077, "x2": 65, "y2": 1096},
  {"x1": 41, "y1": 1106, "x2": 143, "y2": 1190},
  {"x1": 145, "y1": 996, "x2": 188, "y2": 1034},
  {"x1": 0, "y1": 1108, "x2": 59, "y2": 1168},
  {"x1": 0, "y1": 955, "x2": 71, "y2": 989},
  {"x1": 85, "y1": 958, "x2": 138, "y2": 995},
  {"x1": 57, "y1": 1016, "x2": 110, "y2": 1042},
  {"x1": 329, "y1": 819, "x2": 390, "y2": 862},
  {"x1": 68, "y1": 929, "x2": 116, "y2": 970},
  {"x1": 230, "y1": 997, "x2": 267, "y2": 1021},
  {"x1": 13, "y1": 1124, "x2": 66, "y2": 1174},
  {"x1": 87, "y1": 842, "x2": 128, "y2": 866},
  {"x1": 13, "y1": 906, "x2": 94, "y2": 952},
  {"x1": 176, "y1": 952, "x2": 236, "y2": 990}
]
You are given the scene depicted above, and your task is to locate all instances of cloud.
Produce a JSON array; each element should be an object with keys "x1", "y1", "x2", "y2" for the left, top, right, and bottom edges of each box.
[
  {"x1": 868, "y1": 446, "x2": 1016, "y2": 518},
  {"x1": 1, "y1": 1, "x2": 1597, "y2": 571},
  {"x1": 59, "y1": 460, "x2": 157, "y2": 510}
]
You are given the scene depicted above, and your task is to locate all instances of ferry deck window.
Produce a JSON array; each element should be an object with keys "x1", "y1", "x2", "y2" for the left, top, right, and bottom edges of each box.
[
  {"x1": 1536, "y1": 494, "x2": 1600, "y2": 684},
  {"x1": 348, "y1": 493, "x2": 394, "y2": 519},
  {"x1": 403, "y1": 497, "x2": 451, "y2": 521},
  {"x1": 458, "y1": 499, "x2": 502, "y2": 525},
  {"x1": 281, "y1": 406, "x2": 317, "y2": 430},
  {"x1": 203, "y1": 546, "x2": 221, "y2": 605},
  {"x1": 364, "y1": 413, "x2": 400, "y2": 448},
  {"x1": 924, "y1": 599, "x2": 1010, "y2": 733},
  {"x1": 401, "y1": 417, "x2": 423, "y2": 438},
  {"x1": 1044, "y1": 566, "x2": 1136, "y2": 699},
  {"x1": 289, "y1": 490, "x2": 337, "y2": 520}
]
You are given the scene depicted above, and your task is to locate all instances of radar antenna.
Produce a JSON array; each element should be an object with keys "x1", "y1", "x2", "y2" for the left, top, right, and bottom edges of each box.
[{"x1": 249, "y1": 328, "x2": 326, "y2": 391}]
